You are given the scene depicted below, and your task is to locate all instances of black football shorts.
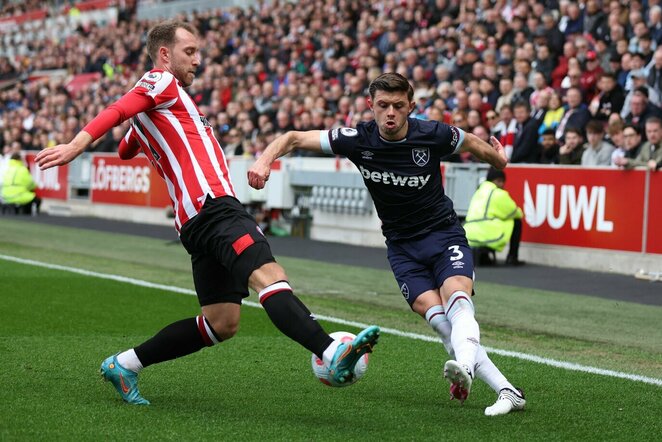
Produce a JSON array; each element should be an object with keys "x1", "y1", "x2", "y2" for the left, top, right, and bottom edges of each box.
[{"x1": 179, "y1": 196, "x2": 276, "y2": 306}]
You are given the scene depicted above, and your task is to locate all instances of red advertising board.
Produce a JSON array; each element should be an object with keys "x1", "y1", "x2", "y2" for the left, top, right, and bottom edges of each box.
[
  {"x1": 646, "y1": 172, "x2": 662, "y2": 255},
  {"x1": 504, "y1": 166, "x2": 646, "y2": 252},
  {"x1": 90, "y1": 154, "x2": 171, "y2": 208},
  {"x1": 25, "y1": 153, "x2": 68, "y2": 200}
]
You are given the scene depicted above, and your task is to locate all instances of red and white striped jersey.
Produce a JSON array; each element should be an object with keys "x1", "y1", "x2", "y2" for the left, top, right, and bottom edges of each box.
[{"x1": 87, "y1": 69, "x2": 236, "y2": 231}]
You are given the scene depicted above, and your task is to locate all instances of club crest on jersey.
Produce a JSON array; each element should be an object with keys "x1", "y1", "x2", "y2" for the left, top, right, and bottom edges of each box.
[{"x1": 412, "y1": 148, "x2": 430, "y2": 167}]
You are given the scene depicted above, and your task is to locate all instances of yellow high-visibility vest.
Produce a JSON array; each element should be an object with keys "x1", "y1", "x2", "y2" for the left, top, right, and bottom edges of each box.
[
  {"x1": 2, "y1": 159, "x2": 36, "y2": 205},
  {"x1": 463, "y1": 180, "x2": 522, "y2": 252}
]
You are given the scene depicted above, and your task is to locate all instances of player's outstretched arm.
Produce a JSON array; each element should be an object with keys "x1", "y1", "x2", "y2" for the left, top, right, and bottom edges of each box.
[
  {"x1": 248, "y1": 130, "x2": 323, "y2": 189},
  {"x1": 36, "y1": 90, "x2": 154, "y2": 170},
  {"x1": 35, "y1": 131, "x2": 93, "y2": 170},
  {"x1": 459, "y1": 133, "x2": 508, "y2": 170}
]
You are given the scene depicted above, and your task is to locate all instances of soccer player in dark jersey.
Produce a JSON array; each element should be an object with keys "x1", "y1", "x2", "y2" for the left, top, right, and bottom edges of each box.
[
  {"x1": 35, "y1": 20, "x2": 379, "y2": 405},
  {"x1": 249, "y1": 72, "x2": 526, "y2": 416}
]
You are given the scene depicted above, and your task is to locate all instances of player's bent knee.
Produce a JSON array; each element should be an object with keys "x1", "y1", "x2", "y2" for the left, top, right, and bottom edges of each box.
[
  {"x1": 209, "y1": 318, "x2": 239, "y2": 340},
  {"x1": 411, "y1": 290, "x2": 443, "y2": 317},
  {"x1": 440, "y1": 275, "x2": 473, "y2": 301},
  {"x1": 201, "y1": 302, "x2": 241, "y2": 340},
  {"x1": 249, "y1": 261, "x2": 288, "y2": 292}
]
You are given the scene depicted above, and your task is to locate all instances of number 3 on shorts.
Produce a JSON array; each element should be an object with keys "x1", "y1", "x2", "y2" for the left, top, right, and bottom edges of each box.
[{"x1": 448, "y1": 245, "x2": 464, "y2": 261}]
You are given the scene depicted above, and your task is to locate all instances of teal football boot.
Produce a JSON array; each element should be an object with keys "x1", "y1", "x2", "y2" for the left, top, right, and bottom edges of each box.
[
  {"x1": 328, "y1": 325, "x2": 380, "y2": 386},
  {"x1": 100, "y1": 354, "x2": 150, "y2": 405}
]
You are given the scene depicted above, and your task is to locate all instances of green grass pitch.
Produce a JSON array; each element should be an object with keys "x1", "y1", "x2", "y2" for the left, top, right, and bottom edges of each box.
[{"x1": 0, "y1": 218, "x2": 660, "y2": 440}]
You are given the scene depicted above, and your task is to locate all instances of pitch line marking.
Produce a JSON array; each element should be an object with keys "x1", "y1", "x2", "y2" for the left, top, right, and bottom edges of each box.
[{"x1": 2, "y1": 253, "x2": 661, "y2": 387}]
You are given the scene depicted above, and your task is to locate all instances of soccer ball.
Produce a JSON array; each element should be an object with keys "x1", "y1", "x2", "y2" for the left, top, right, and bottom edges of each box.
[{"x1": 311, "y1": 331, "x2": 369, "y2": 387}]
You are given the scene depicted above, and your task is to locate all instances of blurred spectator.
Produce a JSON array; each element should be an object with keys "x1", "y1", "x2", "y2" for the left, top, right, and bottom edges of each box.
[
  {"x1": 622, "y1": 88, "x2": 662, "y2": 130},
  {"x1": 580, "y1": 51, "x2": 603, "y2": 102},
  {"x1": 591, "y1": 72, "x2": 625, "y2": 122},
  {"x1": 612, "y1": 123, "x2": 643, "y2": 166},
  {"x1": 624, "y1": 52, "x2": 648, "y2": 91},
  {"x1": 539, "y1": 129, "x2": 560, "y2": 164},
  {"x1": 581, "y1": 120, "x2": 615, "y2": 166},
  {"x1": 533, "y1": 44, "x2": 554, "y2": 82},
  {"x1": 530, "y1": 72, "x2": 554, "y2": 110},
  {"x1": 93, "y1": 126, "x2": 129, "y2": 153},
  {"x1": 621, "y1": 70, "x2": 661, "y2": 118},
  {"x1": 222, "y1": 129, "x2": 244, "y2": 157},
  {"x1": 538, "y1": 91, "x2": 565, "y2": 139},
  {"x1": 495, "y1": 77, "x2": 515, "y2": 113},
  {"x1": 511, "y1": 100, "x2": 540, "y2": 164},
  {"x1": 492, "y1": 105, "x2": 518, "y2": 160},
  {"x1": 649, "y1": 5, "x2": 662, "y2": 46},
  {"x1": 556, "y1": 87, "x2": 591, "y2": 142},
  {"x1": 606, "y1": 120, "x2": 625, "y2": 154},
  {"x1": 647, "y1": 47, "x2": 662, "y2": 99},
  {"x1": 584, "y1": 0, "x2": 609, "y2": 41},
  {"x1": 511, "y1": 72, "x2": 534, "y2": 105},
  {"x1": 559, "y1": 127, "x2": 586, "y2": 165},
  {"x1": 615, "y1": 117, "x2": 662, "y2": 170},
  {"x1": 551, "y1": 41, "x2": 577, "y2": 89},
  {"x1": 540, "y1": 12, "x2": 565, "y2": 57}
]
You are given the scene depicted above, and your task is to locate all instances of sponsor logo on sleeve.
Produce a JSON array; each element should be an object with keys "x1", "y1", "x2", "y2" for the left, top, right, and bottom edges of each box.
[
  {"x1": 331, "y1": 128, "x2": 339, "y2": 141},
  {"x1": 451, "y1": 126, "x2": 459, "y2": 148},
  {"x1": 340, "y1": 127, "x2": 358, "y2": 137},
  {"x1": 145, "y1": 71, "x2": 163, "y2": 82},
  {"x1": 136, "y1": 81, "x2": 155, "y2": 91}
]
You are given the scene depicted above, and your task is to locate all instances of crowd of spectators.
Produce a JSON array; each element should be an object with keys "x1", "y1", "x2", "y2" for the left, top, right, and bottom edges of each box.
[
  {"x1": 0, "y1": 0, "x2": 661, "y2": 171},
  {"x1": 0, "y1": 0, "x2": 47, "y2": 19}
]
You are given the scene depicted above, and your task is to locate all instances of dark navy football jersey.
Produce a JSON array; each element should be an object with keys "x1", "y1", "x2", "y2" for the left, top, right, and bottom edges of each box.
[{"x1": 320, "y1": 118, "x2": 465, "y2": 241}]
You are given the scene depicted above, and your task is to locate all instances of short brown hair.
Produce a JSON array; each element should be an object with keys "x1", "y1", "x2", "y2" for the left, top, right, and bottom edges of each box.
[
  {"x1": 607, "y1": 120, "x2": 624, "y2": 136},
  {"x1": 368, "y1": 73, "x2": 414, "y2": 102},
  {"x1": 645, "y1": 116, "x2": 662, "y2": 127},
  {"x1": 146, "y1": 20, "x2": 197, "y2": 63},
  {"x1": 586, "y1": 120, "x2": 605, "y2": 134}
]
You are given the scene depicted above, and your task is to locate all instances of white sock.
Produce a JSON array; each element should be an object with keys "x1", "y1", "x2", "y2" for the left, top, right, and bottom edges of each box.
[
  {"x1": 321, "y1": 340, "x2": 341, "y2": 367},
  {"x1": 117, "y1": 349, "x2": 144, "y2": 373},
  {"x1": 426, "y1": 304, "x2": 511, "y2": 392},
  {"x1": 475, "y1": 346, "x2": 515, "y2": 393},
  {"x1": 445, "y1": 291, "x2": 480, "y2": 374},
  {"x1": 424, "y1": 305, "x2": 455, "y2": 358}
]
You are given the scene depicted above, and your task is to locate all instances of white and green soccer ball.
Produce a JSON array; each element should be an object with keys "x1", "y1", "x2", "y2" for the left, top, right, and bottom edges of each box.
[{"x1": 311, "y1": 331, "x2": 369, "y2": 387}]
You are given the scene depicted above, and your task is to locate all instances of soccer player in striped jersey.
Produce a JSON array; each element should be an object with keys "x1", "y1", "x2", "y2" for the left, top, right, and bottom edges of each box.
[
  {"x1": 249, "y1": 73, "x2": 526, "y2": 416},
  {"x1": 36, "y1": 20, "x2": 379, "y2": 405}
]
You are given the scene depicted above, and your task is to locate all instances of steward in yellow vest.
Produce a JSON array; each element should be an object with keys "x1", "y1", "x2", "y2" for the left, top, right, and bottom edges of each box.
[
  {"x1": 1, "y1": 153, "x2": 41, "y2": 214},
  {"x1": 463, "y1": 168, "x2": 524, "y2": 265}
]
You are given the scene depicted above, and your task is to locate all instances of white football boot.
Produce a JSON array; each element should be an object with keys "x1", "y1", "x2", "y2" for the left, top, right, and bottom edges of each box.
[
  {"x1": 443, "y1": 360, "x2": 473, "y2": 404},
  {"x1": 484, "y1": 387, "x2": 526, "y2": 416}
]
